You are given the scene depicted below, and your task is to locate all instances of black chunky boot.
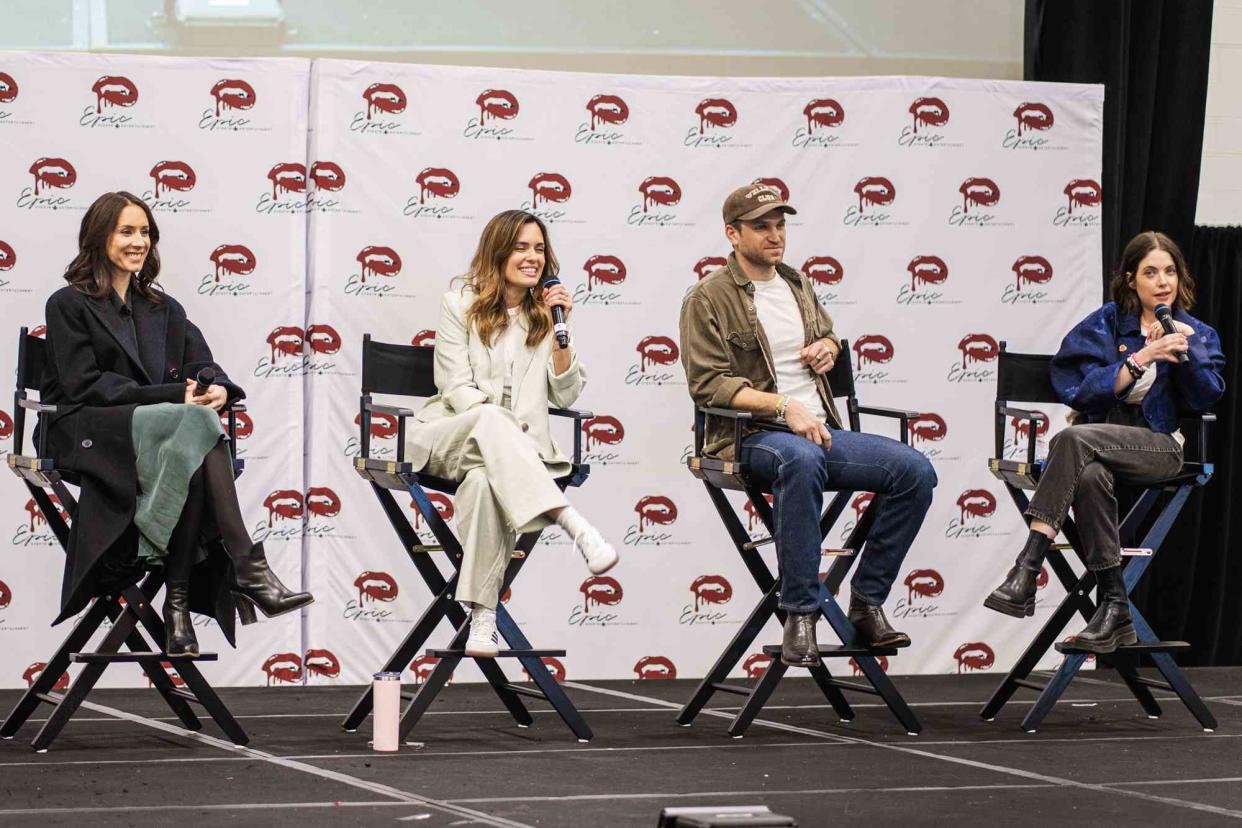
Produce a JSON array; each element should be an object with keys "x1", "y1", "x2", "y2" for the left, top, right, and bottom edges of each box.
[
  {"x1": 228, "y1": 541, "x2": 314, "y2": 618},
  {"x1": 984, "y1": 530, "x2": 1051, "y2": 618},
  {"x1": 1068, "y1": 566, "x2": 1136, "y2": 654},
  {"x1": 163, "y1": 547, "x2": 199, "y2": 657}
]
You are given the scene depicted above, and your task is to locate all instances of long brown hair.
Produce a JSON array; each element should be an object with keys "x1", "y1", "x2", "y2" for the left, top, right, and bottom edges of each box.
[
  {"x1": 1109, "y1": 231, "x2": 1195, "y2": 315},
  {"x1": 63, "y1": 191, "x2": 163, "y2": 302},
  {"x1": 462, "y1": 210, "x2": 556, "y2": 347}
]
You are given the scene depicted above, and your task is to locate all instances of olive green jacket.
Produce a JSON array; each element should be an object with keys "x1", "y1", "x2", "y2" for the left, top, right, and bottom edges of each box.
[{"x1": 679, "y1": 253, "x2": 843, "y2": 459}]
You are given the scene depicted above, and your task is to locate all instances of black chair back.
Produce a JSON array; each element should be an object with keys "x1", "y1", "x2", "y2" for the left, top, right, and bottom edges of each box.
[
  {"x1": 360, "y1": 334, "x2": 437, "y2": 399},
  {"x1": 16, "y1": 328, "x2": 47, "y2": 392},
  {"x1": 825, "y1": 337, "x2": 856, "y2": 402},
  {"x1": 996, "y1": 342, "x2": 1058, "y2": 404}
]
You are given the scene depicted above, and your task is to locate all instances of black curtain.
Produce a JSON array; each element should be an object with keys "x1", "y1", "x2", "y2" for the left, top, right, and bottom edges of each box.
[{"x1": 1025, "y1": 0, "x2": 1214, "y2": 291}]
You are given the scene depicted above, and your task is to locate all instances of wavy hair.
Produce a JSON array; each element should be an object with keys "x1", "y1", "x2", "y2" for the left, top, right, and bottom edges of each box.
[
  {"x1": 63, "y1": 191, "x2": 163, "y2": 302},
  {"x1": 1109, "y1": 231, "x2": 1195, "y2": 315},
  {"x1": 461, "y1": 210, "x2": 556, "y2": 347}
]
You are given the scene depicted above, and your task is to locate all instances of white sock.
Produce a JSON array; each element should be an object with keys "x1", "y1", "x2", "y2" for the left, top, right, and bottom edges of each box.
[{"x1": 554, "y1": 506, "x2": 593, "y2": 539}]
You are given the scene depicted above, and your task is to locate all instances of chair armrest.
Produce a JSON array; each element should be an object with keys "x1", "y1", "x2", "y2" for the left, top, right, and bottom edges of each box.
[
  {"x1": 701, "y1": 406, "x2": 752, "y2": 420},
  {"x1": 17, "y1": 398, "x2": 56, "y2": 414},
  {"x1": 365, "y1": 401, "x2": 417, "y2": 418},
  {"x1": 996, "y1": 405, "x2": 1047, "y2": 465},
  {"x1": 548, "y1": 406, "x2": 594, "y2": 420},
  {"x1": 359, "y1": 399, "x2": 417, "y2": 463},
  {"x1": 856, "y1": 405, "x2": 922, "y2": 445},
  {"x1": 692, "y1": 407, "x2": 760, "y2": 461},
  {"x1": 999, "y1": 405, "x2": 1048, "y2": 422}
]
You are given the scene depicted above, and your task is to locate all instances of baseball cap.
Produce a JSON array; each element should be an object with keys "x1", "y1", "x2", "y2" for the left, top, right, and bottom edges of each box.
[{"x1": 722, "y1": 182, "x2": 798, "y2": 224}]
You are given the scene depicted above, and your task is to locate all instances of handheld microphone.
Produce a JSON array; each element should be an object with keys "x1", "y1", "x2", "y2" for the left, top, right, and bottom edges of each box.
[
  {"x1": 1153, "y1": 304, "x2": 1189, "y2": 364},
  {"x1": 542, "y1": 274, "x2": 569, "y2": 349},
  {"x1": 193, "y1": 367, "x2": 217, "y2": 396}
]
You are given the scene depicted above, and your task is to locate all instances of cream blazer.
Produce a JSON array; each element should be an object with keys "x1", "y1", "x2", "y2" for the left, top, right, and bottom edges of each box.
[{"x1": 408, "y1": 287, "x2": 586, "y2": 471}]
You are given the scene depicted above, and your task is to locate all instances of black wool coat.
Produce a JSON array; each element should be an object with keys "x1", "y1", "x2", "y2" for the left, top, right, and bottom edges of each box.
[{"x1": 40, "y1": 284, "x2": 247, "y2": 640}]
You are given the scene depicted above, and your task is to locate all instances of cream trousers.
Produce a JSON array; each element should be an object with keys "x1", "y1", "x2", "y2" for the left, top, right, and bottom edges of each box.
[{"x1": 406, "y1": 404, "x2": 569, "y2": 608}]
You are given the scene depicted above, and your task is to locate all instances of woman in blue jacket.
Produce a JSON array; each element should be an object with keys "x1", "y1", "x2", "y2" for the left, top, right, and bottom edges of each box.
[{"x1": 985, "y1": 231, "x2": 1225, "y2": 653}]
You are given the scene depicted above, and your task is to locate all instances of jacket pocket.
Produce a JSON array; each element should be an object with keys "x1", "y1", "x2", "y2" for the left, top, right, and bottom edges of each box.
[{"x1": 726, "y1": 331, "x2": 759, "y2": 351}]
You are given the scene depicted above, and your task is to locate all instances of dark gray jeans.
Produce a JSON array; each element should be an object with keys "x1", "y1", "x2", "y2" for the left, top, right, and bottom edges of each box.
[{"x1": 1025, "y1": 422, "x2": 1183, "y2": 570}]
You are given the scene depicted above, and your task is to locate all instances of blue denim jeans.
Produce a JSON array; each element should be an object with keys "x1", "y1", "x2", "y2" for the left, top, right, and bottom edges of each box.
[{"x1": 740, "y1": 428, "x2": 938, "y2": 612}]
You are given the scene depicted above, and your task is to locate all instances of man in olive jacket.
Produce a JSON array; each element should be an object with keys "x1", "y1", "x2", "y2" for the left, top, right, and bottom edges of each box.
[{"x1": 679, "y1": 182, "x2": 937, "y2": 666}]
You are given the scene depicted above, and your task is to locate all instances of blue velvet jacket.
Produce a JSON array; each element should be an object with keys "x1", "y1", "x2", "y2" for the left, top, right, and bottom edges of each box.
[{"x1": 1050, "y1": 302, "x2": 1225, "y2": 433}]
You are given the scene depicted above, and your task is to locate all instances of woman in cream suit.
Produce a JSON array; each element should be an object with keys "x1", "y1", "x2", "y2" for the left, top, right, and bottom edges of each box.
[{"x1": 406, "y1": 210, "x2": 619, "y2": 657}]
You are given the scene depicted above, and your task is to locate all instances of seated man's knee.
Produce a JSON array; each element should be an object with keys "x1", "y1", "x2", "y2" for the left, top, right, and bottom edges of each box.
[
  {"x1": 903, "y1": 448, "x2": 937, "y2": 492},
  {"x1": 777, "y1": 436, "x2": 824, "y2": 477}
]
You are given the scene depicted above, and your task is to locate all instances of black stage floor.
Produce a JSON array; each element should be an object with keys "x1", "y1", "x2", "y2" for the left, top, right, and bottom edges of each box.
[{"x1": 1, "y1": 668, "x2": 1241, "y2": 826}]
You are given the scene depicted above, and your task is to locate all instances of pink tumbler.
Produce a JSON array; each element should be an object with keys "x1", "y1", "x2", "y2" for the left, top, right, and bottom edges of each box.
[{"x1": 371, "y1": 671, "x2": 401, "y2": 751}]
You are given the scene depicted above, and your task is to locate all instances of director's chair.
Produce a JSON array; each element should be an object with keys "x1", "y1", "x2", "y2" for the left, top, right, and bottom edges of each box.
[
  {"x1": 341, "y1": 334, "x2": 595, "y2": 742},
  {"x1": 980, "y1": 341, "x2": 1217, "y2": 732},
  {"x1": 678, "y1": 339, "x2": 923, "y2": 736},
  {"x1": 2, "y1": 328, "x2": 250, "y2": 752}
]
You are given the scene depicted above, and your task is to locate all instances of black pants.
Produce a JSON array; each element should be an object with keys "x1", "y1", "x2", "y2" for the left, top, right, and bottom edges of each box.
[
  {"x1": 1025, "y1": 423, "x2": 1183, "y2": 570},
  {"x1": 165, "y1": 441, "x2": 252, "y2": 581}
]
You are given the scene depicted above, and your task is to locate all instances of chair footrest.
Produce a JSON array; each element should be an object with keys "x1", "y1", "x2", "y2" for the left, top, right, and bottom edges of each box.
[
  {"x1": 761, "y1": 644, "x2": 898, "y2": 658},
  {"x1": 70, "y1": 652, "x2": 218, "y2": 663},
  {"x1": 425, "y1": 648, "x2": 566, "y2": 658},
  {"x1": 709, "y1": 682, "x2": 753, "y2": 696},
  {"x1": 1055, "y1": 640, "x2": 1190, "y2": 655}
]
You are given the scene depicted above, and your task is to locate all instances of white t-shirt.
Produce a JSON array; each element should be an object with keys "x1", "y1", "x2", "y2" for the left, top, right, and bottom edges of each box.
[
  {"x1": 750, "y1": 276, "x2": 829, "y2": 421},
  {"x1": 500, "y1": 307, "x2": 525, "y2": 406}
]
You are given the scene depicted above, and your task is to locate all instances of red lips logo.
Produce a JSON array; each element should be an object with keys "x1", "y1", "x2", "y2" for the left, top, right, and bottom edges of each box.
[
  {"x1": 851, "y1": 492, "x2": 874, "y2": 522},
  {"x1": 636, "y1": 335, "x2": 679, "y2": 371},
  {"x1": 958, "y1": 334, "x2": 1000, "y2": 368},
  {"x1": 409, "y1": 655, "x2": 440, "y2": 683},
  {"x1": 416, "y1": 167, "x2": 460, "y2": 204},
  {"x1": 956, "y1": 489, "x2": 997, "y2": 521},
  {"x1": 221, "y1": 409, "x2": 253, "y2": 438},
  {"x1": 582, "y1": 415, "x2": 624, "y2": 449},
  {"x1": 24, "y1": 495, "x2": 67, "y2": 531},
  {"x1": 903, "y1": 569, "x2": 944, "y2": 602},
  {"x1": 753, "y1": 177, "x2": 790, "y2": 202},
  {"x1": 355, "y1": 411, "x2": 398, "y2": 439},
  {"x1": 634, "y1": 656, "x2": 677, "y2": 680},
  {"x1": 954, "y1": 642, "x2": 995, "y2": 673},
  {"x1": 263, "y1": 490, "x2": 304, "y2": 526},
  {"x1": 1037, "y1": 566, "x2": 1049, "y2": 590},
  {"x1": 526, "y1": 656, "x2": 565, "y2": 683},
  {"x1": 356, "y1": 245, "x2": 402, "y2": 282},
  {"x1": 91, "y1": 75, "x2": 138, "y2": 113},
  {"x1": 586, "y1": 94, "x2": 629, "y2": 130},
  {"x1": 580, "y1": 575, "x2": 622, "y2": 612},
  {"x1": 262, "y1": 653, "x2": 303, "y2": 686},
  {"x1": 476, "y1": 89, "x2": 519, "y2": 122},
  {"x1": 635, "y1": 495, "x2": 677, "y2": 530},
  {"x1": 149, "y1": 161, "x2": 197, "y2": 197},
  {"x1": 909, "y1": 96, "x2": 949, "y2": 132},
  {"x1": 804, "y1": 98, "x2": 844, "y2": 131},
  {"x1": 29, "y1": 325, "x2": 46, "y2": 338},
  {"x1": 743, "y1": 652, "x2": 773, "y2": 678},
  {"x1": 23, "y1": 662, "x2": 69, "y2": 690},
  {"x1": 146, "y1": 661, "x2": 186, "y2": 689},
  {"x1": 355, "y1": 571, "x2": 399, "y2": 603},
  {"x1": 267, "y1": 325, "x2": 305, "y2": 360},
  {"x1": 309, "y1": 161, "x2": 346, "y2": 192},
  {"x1": 0, "y1": 410, "x2": 12, "y2": 439},
  {"x1": 304, "y1": 648, "x2": 341, "y2": 679},
  {"x1": 583, "y1": 255, "x2": 626, "y2": 289},
  {"x1": 0, "y1": 578, "x2": 11, "y2": 609},
  {"x1": 1011, "y1": 412, "x2": 1049, "y2": 445},
  {"x1": 854, "y1": 176, "x2": 895, "y2": 211},
  {"x1": 695, "y1": 98, "x2": 737, "y2": 133},
  {"x1": 690, "y1": 575, "x2": 732, "y2": 611},
  {"x1": 211, "y1": 79, "x2": 256, "y2": 115},
  {"x1": 694, "y1": 256, "x2": 728, "y2": 281},
  {"x1": 1014, "y1": 102, "x2": 1054, "y2": 135},
  {"x1": 528, "y1": 172, "x2": 571, "y2": 206},
  {"x1": 960, "y1": 177, "x2": 1000, "y2": 212},
  {"x1": 363, "y1": 82, "x2": 406, "y2": 120},
  {"x1": 306, "y1": 486, "x2": 341, "y2": 519},
  {"x1": 411, "y1": 492, "x2": 455, "y2": 529},
  {"x1": 0, "y1": 71, "x2": 18, "y2": 103},
  {"x1": 29, "y1": 158, "x2": 77, "y2": 195},
  {"x1": 209, "y1": 244, "x2": 256, "y2": 282},
  {"x1": 850, "y1": 655, "x2": 890, "y2": 676},
  {"x1": 1064, "y1": 179, "x2": 1102, "y2": 213},
  {"x1": 743, "y1": 494, "x2": 774, "y2": 530},
  {"x1": 1012, "y1": 255, "x2": 1053, "y2": 290},
  {"x1": 852, "y1": 334, "x2": 894, "y2": 366},
  {"x1": 907, "y1": 255, "x2": 947, "y2": 290},
  {"x1": 267, "y1": 162, "x2": 307, "y2": 200},
  {"x1": 639, "y1": 176, "x2": 681, "y2": 213},
  {"x1": 802, "y1": 256, "x2": 843, "y2": 286},
  {"x1": 306, "y1": 324, "x2": 342, "y2": 355},
  {"x1": 411, "y1": 329, "x2": 437, "y2": 348},
  {"x1": 910, "y1": 413, "x2": 948, "y2": 444},
  {"x1": 0, "y1": 240, "x2": 15, "y2": 271}
]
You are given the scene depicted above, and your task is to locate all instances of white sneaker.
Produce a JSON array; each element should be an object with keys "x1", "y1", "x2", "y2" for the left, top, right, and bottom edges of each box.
[
  {"x1": 573, "y1": 526, "x2": 619, "y2": 575},
  {"x1": 464, "y1": 606, "x2": 499, "y2": 658}
]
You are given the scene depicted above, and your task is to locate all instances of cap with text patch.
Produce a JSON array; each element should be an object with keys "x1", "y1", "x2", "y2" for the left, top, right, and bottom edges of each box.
[{"x1": 722, "y1": 182, "x2": 798, "y2": 224}]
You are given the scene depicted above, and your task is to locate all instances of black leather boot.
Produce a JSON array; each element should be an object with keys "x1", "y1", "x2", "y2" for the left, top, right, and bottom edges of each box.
[
  {"x1": 163, "y1": 559, "x2": 199, "y2": 657},
  {"x1": 983, "y1": 530, "x2": 1051, "y2": 618},
  {"x1": 849, "y1": 598, "x2": 911, "y2": 648},
  {"x1": 1068, "y1": 566, "x2": 1136, "y2": 654},
  {"x1": 229, "y1": 542, "x2": 314, "y2": 618},
  {"x1": 781, "y1": 612, "x2": 820, "y2": 667}
]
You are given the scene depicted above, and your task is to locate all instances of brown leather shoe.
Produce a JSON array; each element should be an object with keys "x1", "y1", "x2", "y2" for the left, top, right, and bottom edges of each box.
[
  {"x1": 780, "y1": 612, "x2": 820, "y2": 667},
  {"x1": 849, "y1": 599, "x2": 911, "y2": 648}
]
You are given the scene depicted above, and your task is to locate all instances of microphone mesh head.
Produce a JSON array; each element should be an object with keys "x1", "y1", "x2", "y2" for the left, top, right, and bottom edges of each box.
[{"x1": 1154, "y1": 303, "x2": 1172, "y2": 318}]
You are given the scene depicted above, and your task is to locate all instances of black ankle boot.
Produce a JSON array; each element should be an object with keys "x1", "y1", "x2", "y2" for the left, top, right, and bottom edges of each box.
[
  {"x1": 849, "y1": 598, "x2": 911, "y2": 648},
  {"x1": 984, "y1": 531, "x2": 1051, "y2": 618},
  {"x1": 164, "y1": 579, "x2": 199, "y2": 657},
  {"x1": 781, "y1": 612, "x2": 820, "y2": 667},
  {"x1": 1069, "y1": 566, "x2": 1136, "y2": 654},
  {"x1": 229, "y1": 541, "x2": 314, "y2": 618}
]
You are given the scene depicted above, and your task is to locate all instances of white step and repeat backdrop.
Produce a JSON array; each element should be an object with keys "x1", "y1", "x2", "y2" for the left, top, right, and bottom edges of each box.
[{"x1": 0, "y1": 52, "x2": 1103, "y2": 689}]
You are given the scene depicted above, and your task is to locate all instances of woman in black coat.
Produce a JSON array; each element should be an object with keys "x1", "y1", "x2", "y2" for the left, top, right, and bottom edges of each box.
[{"x1": 41, "y1": 191, "x2": 312, "y2": 656}]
